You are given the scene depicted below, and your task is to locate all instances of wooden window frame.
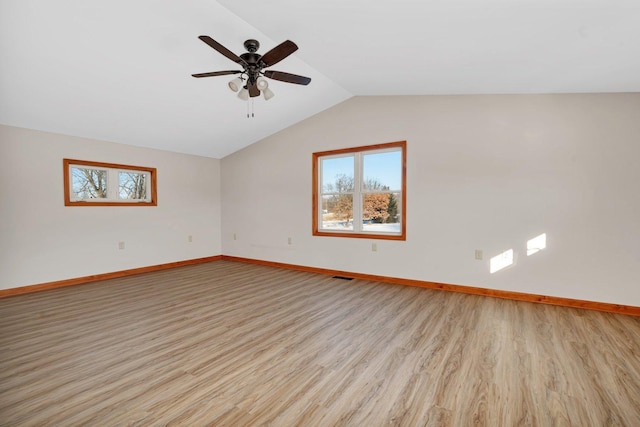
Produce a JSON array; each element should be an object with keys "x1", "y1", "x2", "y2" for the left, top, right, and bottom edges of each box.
[
  {"x1": 312, "y1": 141, "x2": 406, "y2": 240},
  {"x1": 63, "y1": 158, "x2": 157, "y2": 206}
]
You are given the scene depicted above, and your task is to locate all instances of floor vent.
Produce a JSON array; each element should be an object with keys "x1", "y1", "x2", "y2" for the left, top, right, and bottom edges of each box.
[{"x1": 332, "y1": 276, "x2": 354, "y2": 280}]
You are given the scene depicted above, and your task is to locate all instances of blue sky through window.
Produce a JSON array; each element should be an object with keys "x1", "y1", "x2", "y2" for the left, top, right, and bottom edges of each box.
[
  {"x1": 322, "y1": 150, "x2": 402, "y2": 191},
  {"x1": 322, "y1": 151, "x2": 402, "y2": 190},
  {"x1": 363, "y1": 151, "x2": 401, "y2": 190},
  {"x1": 322, "y1": 156, "x2": 354, "y2": 191}
]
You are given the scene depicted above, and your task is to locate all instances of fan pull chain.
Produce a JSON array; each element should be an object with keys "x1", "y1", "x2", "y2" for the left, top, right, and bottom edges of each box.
[{"x1": 246, "y1": 99, "x2": 255, "y2": 118}]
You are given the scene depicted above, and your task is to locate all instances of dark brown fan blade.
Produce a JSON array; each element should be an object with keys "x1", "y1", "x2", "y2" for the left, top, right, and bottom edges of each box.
[
  {"x1": 264, "y1": 70, "x2": 311, "y2": 85},
  {"x1": 260, "y1": 40, "x2": 298, "y2": 67},
  {"x1": 247, "y1": 80, "x2": 260, "y2": 97},
  {"x1": 191, "y1": 70, "x2": 242, "y2": 78},
  {"x1": 198, "y1": 36, "x2": 247, "y2": 67}
]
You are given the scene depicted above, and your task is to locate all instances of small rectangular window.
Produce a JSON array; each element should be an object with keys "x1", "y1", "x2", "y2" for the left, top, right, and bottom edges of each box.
[
  {"x1": 313, "y1": 141, "x2": 406, "y2": 240},
  {"x1": 64, "y1": 159, "x2": 157, "y2": 206}
]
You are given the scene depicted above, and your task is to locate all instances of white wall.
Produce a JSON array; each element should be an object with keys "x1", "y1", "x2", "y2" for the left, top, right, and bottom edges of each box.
[
  {"x1": 221, "y1": 94, "x2": 640, "y2": 306},
  {"x1": 0, "y1": 125, "x2": 222, "y2": 289}
]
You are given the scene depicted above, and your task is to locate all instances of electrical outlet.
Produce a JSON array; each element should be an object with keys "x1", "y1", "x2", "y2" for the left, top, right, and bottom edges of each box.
[
  {"x1": 372, "y1": 243, "x2": 377, "y2": 252},
  {"x1": 188, "y1": 235, "x2": 193, "y2": 243},
  {"x1": 233, "y1": 233, "x2": 237, "y2": 241},
  {"x1": 287, "y1": 237, "x2": 292, "y2": 245},
  {"x1": 475, "y1": 249, "x2": 483, "y2": 260},
  {"x1": 118, "y1": 241, "x2": 125, "y2": 250}
]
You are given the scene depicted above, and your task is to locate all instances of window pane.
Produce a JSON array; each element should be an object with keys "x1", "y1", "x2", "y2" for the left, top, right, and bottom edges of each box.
[
  {"x1": 119, "y1": 171, "x2": 148, "y2": 200},
  {"x1": 322, "y1": 156, "x2": 354, "y2": 193},
  {"x1": 71, "y1": 167, "x2": 107, "y2": 199},
  {"x1": 363, "y1": 150, "x2": 402, "y2": 191},
  {"x1": 362, "y1": 192, "x2": 402, "y2": 233},
  {"x1": 321, "y1": 194, "x2": 353, "y2": 230}
]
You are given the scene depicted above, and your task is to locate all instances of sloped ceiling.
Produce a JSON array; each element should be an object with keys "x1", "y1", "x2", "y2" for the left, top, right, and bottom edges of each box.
[{"x1": 1, "y1": 0, "x2": 638, "y2": 158}]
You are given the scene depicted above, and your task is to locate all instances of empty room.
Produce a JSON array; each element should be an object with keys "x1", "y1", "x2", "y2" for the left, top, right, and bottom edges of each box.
[{"x1": 1, "y1": 1, "x2": 639, "y2": 425}]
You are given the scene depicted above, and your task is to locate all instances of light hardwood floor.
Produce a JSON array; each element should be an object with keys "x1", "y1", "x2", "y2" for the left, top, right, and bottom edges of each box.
[{"x1": 1, "y1": 260, "x2": 639, "y2": 426}]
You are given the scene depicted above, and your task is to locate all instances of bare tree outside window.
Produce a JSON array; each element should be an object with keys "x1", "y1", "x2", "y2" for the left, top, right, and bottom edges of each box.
[
  {"x1": 119, "y1": 172, "x2": 147, "y2": 200},
  {"x1": 71, "y1": 167, "x2": 107, "y2": 199},
  {"x1": 329, "y1": 173, "x2": 354, "y2": 226}
]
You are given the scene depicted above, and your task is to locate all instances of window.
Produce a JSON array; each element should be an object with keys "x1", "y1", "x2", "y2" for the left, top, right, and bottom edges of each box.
[
  {"x1": 313, "y1": 141, "x2": 406, "y2": 240},
  {"x1": 63, "y1": 159, "x2": 157, "y2": 206}
]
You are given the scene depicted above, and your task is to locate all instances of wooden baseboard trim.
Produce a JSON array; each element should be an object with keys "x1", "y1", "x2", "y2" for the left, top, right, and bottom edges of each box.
[
  {"x1": 4, "y1": 254, "x2": 638, "y2": 317},
  {"x1": 221, "y1": 255, "x2": 640, "y2": 317},
  {"x1": 0, "y1": 255, "x2": 223, "y2": 299}
]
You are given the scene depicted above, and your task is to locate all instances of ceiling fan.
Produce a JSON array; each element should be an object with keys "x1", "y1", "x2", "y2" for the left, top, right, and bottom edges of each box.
[{"x1": 192, "y1": 36, "x2": 311, "y2": 101}]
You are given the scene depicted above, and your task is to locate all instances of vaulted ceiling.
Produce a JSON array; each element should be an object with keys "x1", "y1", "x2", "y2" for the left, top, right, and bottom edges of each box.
[{"x1": 1, "y1": 0, "x2": 638, "y2": 158}]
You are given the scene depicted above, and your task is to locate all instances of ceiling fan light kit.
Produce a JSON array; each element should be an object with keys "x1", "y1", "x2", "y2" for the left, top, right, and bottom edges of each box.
[
  {"x1": 192, "y1": 36, "x2": 311, "y2": 115},
  {"x1": 238, "y1": 87, "x2": 250, "y2": 101},
  {"x1": 262, "y1": 87, "x2": 275, "y2": 101},
  {"x1": 228, "y1": 77, "x2": 243, "y2": 92},
  {"x1": 256, "y1": 76, "x2": 269, "y2": 91}
]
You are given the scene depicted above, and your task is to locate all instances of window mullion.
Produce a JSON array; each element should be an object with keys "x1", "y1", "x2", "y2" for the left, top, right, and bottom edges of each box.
[{"x1": 108, "y1": 169, "x2": 119, "y2": 200}]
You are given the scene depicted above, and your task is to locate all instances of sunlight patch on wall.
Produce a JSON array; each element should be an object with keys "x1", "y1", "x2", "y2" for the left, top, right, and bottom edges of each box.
[
  {"x1": 490, "y1": 249, "x2": 514, "y2": 274},
  {"x1": 527, "y1": 233, "x2": 547, "y2": 256}
]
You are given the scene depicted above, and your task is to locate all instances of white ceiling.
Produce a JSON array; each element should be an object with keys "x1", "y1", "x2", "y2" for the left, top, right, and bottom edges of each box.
[{"x1": 1, "y1": 0, "x2": 639, "y2": 158}]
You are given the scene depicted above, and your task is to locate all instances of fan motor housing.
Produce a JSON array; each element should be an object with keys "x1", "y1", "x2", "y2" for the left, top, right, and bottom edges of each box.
[{"x1": 240, "y1": 52, "x2": 262, "y2": 65}]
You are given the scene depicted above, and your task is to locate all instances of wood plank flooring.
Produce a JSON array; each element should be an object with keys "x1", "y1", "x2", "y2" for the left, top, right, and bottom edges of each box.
[{"x1": 1, "y1": 260, "x2": 639, "y2": 426}]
